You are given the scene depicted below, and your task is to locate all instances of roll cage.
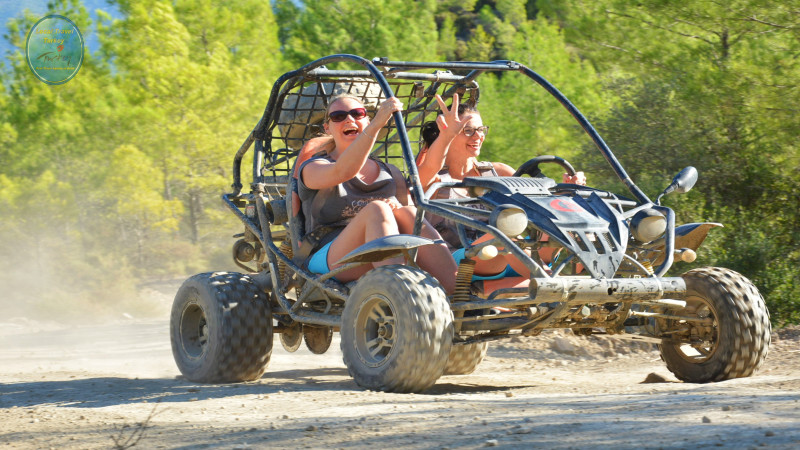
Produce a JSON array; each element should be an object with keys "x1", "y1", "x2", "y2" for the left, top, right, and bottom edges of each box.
[{"x1": 224, "y1": 55, "x2": 680, "y2": 310}]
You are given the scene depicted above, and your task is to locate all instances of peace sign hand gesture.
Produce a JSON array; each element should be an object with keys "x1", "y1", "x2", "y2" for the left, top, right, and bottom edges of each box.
[{"x1": 434, "y1": 93, "x2": 471, "y2": 136}]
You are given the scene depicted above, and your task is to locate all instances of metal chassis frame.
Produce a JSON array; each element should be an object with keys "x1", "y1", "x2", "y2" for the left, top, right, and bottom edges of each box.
[{"x1": 224, "y1": 54, "x2": 684, "y2": 336}]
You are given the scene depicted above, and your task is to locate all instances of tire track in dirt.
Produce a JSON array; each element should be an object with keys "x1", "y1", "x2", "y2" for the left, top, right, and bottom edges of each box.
[{"x1": 1, "y1": 319, "x2": 798, "y2": 449}]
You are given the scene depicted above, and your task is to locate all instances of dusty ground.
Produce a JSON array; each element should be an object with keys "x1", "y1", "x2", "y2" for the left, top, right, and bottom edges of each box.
[{"x1": 0, "y1": 304, "x2": 798, "y2": 449}]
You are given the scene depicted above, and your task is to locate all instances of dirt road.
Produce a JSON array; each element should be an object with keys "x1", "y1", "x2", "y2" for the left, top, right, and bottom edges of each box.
[{"x1": 1, "y1": 315, "x2": 798, "y2": 449}]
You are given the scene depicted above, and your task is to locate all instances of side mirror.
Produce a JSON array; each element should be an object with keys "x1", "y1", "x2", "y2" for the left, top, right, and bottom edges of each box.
[
  {"x1": 657, "y1": 166, "x2": 698, "y2": 204},
  {"x1": 670, "y1": 166, "x2": 698, "y2": 194}
]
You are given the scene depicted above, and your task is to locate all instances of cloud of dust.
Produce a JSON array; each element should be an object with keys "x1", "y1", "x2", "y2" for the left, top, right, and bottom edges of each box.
[{"x1": 0, "y1": 239, "x2": 176, "y2": 327}]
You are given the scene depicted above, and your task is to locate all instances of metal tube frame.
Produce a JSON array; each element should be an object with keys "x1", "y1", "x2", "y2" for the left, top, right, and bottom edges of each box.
[{"x1": 226, "y1": 54, "x2": 683, "y2": 334}]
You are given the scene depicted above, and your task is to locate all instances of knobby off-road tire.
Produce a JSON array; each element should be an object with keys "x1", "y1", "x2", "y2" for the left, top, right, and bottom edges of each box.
[
  {"x1": 341, "y1": 265, "x2": 454, "y2": 393},
  {"x1": 659, "y1": 267, "x2": 770, "y2": 383},
  {"x1": 444, "y1": 341, "x2": 488, "y2": 375},
  {"x1": 171, "y1": 272, "x2": 273, "y2": 383}
]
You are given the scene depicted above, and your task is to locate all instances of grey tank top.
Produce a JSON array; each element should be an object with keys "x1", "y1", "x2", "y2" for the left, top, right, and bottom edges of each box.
[{"x1": 298, "y1": 155, "x2": 398, "y2": 241}]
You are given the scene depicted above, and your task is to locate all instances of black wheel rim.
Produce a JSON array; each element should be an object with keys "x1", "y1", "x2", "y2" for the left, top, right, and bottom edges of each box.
[
  {"x1": 673, "y1": 295, "x2": 720, "y2": 363},
  {"x1": 180, "y1": 300, "x2": 208, "y2": 359}
]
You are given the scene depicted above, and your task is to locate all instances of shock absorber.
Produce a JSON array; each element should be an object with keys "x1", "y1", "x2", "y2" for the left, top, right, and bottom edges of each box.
[
  {"x1": 453, "y1": 259, "x2": 475, "y2": 303},
  {"x1": 641, "y1": 259, "x2": 655, "y2": 276},
  {"x1": 452, "y1": 259, "x2": 476, "y2": 334},
  {"x1": 278, "y1": 238, "x2": 293, "y2": 284}
]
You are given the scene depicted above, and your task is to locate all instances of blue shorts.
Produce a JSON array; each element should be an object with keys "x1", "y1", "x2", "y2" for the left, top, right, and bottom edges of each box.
[
  {"x1": 308, "y1": 241, "x2": 333, "y2": 274},
  {"x1": 452, "y1": 248, "x2": 521, "y2": 281},
  {"x1": 311, "y1": 243, "x2": 521, "y2": 281}
]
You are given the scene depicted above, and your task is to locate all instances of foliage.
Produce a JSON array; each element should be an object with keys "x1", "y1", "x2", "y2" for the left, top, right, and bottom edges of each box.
[
  {"x1": 543, "y1": 0, "x2": 800, "y2": 325},
  {"x1": 0, "y1": 0, "x2": 797, "y2": 325},
  {"x1": 274, "y1": 0, "x2": 440, "y2": 64},
  {"x1": 476, "y1": 19, "x2": 612, "y2": 170}
]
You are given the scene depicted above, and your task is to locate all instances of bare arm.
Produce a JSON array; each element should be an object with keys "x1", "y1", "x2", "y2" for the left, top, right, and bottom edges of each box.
[
  {"x1": 303, "y1": 98, "x2": 403, "y2": 190},
  {"x1": 563, "y1": 171, "x2": 587, "y2": 185},
  {"x1": 492, "y1": 162, "x2": 515, "y2": 176},
  {"x1": 417, "y1": 94, "x2": 471, "y2": 190}
]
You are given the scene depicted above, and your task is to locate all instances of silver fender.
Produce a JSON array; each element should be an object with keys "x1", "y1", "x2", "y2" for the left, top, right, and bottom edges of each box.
[{"x1": 333, "y1": 234, "x2": 440, "y2": 266}]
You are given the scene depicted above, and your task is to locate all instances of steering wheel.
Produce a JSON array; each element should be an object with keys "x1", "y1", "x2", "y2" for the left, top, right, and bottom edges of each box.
[{"x1": 513, "y1": 155, "x2": 577, "y2": 178}]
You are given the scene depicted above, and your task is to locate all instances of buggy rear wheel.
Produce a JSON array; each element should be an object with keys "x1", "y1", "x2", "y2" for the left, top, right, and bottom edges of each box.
[
  {"x1": 341, "y1": 265, "x2": 453, "y2": 393},
  {"x1": 444, "y1": 341, "x2": 488, "y2": 375},
  {"x1": 170, "y1": 272, "x2": 273, "y2": 382},
  {"x1": 658, "y1": 267, "x2": 770, "y2": 383}
]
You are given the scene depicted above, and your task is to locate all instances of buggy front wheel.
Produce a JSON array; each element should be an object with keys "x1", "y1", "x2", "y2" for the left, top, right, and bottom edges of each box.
[
  {"x1": 341, "y1": 265, "x2": 453, "y2": 393},
  {"x1": 658, "y1": 267, "x2": 770, "y2": 383}
]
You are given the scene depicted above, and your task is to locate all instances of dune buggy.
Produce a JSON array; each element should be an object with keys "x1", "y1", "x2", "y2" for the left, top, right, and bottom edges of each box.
[{"x1": 170, "y1": 55, "x2": 771, "y2": 393}]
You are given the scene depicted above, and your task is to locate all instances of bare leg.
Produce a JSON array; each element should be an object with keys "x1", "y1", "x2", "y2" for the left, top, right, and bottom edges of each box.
[
  {"x1": 503, "y1": 251, "x2": 532, "y2": 278},
  {"x1": 467, "y1": 233, "x2": 531, "y2": 278},
  {"x1": 326, "y1": 201, "x2": 403, "y2": 282},
  {"x1": 393, "y1": 206, "x2": 457, "y2": 295}
]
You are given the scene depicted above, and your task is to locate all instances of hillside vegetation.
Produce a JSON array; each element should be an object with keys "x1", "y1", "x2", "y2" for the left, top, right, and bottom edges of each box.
[{"x1": 1, "y1": 0, "x2": 797, "y2": 325}]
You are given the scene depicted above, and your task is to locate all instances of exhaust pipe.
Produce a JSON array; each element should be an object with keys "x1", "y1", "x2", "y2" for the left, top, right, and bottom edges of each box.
[{"x1": 530, "y1": 277, "x2": 686, "y2": 304}]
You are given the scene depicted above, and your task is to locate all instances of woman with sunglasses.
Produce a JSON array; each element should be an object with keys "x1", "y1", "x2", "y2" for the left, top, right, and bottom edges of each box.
[
  {"x1": 416, "y1": 94, "x2": 586, "y2": 288},
  {"x1": 297, "y1": 94, "x2": 457, "y2": 293}
]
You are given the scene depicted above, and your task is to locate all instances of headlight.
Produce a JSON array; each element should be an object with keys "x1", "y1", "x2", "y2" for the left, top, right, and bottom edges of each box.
[
  {"x1": 490, "y1": 205, "x2": 528, "y2": 237},
  {"x1": 630, "y1": 208, "x2": 666, "y2": 243}
]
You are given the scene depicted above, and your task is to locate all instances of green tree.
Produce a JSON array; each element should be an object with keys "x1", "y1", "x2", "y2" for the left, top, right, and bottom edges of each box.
[
  {"x1": 1, "y1": 0, "x2": 283, "y2": 321},
  {"x1": 539, "y1": 0, "x2": 800, "y2": 324},
  {"x1": 275, "y1": 0, "x2": 440, "y2": 65},
  {"x1": 101, "y1": 145, "x2": 184, "y2": 269},
  {"x1": 102, "y1": 0, "x2": 282, "y2": 245},
  {"x1": 475, "y1": 19, "x2": 612, "y2": 170}
]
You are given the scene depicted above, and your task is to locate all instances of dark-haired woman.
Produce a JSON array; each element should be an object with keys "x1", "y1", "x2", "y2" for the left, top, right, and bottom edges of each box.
[{"x1": 416, "y1": 94, "x2": 586, "y2": 288}]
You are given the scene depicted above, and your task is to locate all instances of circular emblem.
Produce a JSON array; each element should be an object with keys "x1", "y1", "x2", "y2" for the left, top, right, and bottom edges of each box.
[
  {"x1": 25, "y1": 15, "x2": 84, "y2": 85},
  {"x1": 550, "y1": 197, "x2": 581, "y2": 212}
]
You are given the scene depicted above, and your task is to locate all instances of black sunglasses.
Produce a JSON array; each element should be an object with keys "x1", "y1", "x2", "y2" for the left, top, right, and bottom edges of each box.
[{"x1": 327, "y1": 107, "x2": 367, "y2": 122}]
